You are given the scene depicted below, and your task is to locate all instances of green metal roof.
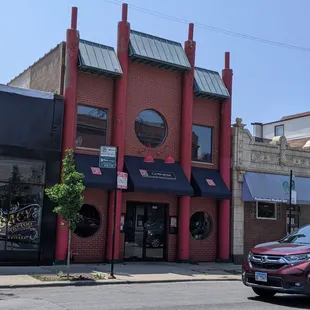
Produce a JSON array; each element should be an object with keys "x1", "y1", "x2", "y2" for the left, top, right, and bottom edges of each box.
[
  {"x1": 78, "y1": 39, "x2": 123, "y2": 77},
  {"x1": 194, "y1": 67, "x2": 230, "y2": 100},
  {"x1": 129, "y1": 30, "x2": 191, "y2": 71}
]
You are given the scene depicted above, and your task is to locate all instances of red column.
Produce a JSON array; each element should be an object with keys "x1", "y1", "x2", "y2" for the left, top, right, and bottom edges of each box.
[
  {"x1": 106, "y1": 3, "x2": 130, "y2": 261},
  {"x1": 218, "y1": 52, "x2": 233, "y2": 261},
  {"x1": 178, "y1": 24, "x2": 196, "y2": 262},
  {"x1": 55, "y1": 7, "x2": 79, "y2": 263}
]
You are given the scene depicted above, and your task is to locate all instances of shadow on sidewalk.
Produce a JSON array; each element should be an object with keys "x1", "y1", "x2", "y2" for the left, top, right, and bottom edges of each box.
[{"x1": 0, "y1": 262, "x2": 241, "y2": 279}]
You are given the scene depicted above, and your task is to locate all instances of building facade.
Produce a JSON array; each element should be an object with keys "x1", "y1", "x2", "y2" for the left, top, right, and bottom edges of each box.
[
  {"x1": 0, "y1": 84, "x2": 64, "y2": 265},
  {"x1": 9, "y1": 4, "x2": 232, "y2": 264},
  {"x1": 252, "y1": 112, "x2": 310, "y2": 147},
  {"x1": 232, "y1": 117, "x2": 310, "y2": 264}
]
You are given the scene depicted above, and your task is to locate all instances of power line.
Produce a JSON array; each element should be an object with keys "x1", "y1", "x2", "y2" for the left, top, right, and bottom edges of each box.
[{"x1": 103, "y1": 0, "x2": 310, "y2": 53}]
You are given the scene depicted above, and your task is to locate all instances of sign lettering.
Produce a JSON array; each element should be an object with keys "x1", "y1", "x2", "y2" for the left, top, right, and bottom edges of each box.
[{"x1": 139, "y1": 169, "x2": 176, "y2": 180}]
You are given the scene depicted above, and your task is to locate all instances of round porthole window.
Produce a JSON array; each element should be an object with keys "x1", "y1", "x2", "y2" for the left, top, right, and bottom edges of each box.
[
  {"x1": 189, "y1": 211, "x2": 212, "y2": 240},
  {"x1": 135, "y1": 109, "x2": 167, "y2": 148},
  {"x1": 74, "y1": 204, "x2": 101, "y2": 238}
]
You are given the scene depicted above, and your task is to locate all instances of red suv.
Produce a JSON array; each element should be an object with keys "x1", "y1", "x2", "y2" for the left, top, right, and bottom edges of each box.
[{"x1": 242, "y1": 224, "x2": 310, "y2": 298}]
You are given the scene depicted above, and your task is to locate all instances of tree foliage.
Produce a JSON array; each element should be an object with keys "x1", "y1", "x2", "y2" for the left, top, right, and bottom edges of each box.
[{"x1": 45, "y1": 149, "x2": 85, "y2": 232}]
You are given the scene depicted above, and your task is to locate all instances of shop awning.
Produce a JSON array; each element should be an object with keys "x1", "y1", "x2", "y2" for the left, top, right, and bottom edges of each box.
[
  {"x1": 242, "y1": 172, "x2": 290, "y2": 203},
  {"x1": 191, "y1": 167, "x2": 231, "y2": 199},
  {"x1": 124, "y1": 155, "x2": 194, "y2": 196},
  {"x1": 74, "y1": 153, "x2": 116, "y2": 189}
]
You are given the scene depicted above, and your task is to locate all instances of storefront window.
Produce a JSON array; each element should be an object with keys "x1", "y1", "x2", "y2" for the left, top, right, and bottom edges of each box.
[
  {"x1": 76, "y1": 105, "x2": 108, "y2": 150},
  {"x1": 135, "y1": 109, "x2": 167, "y2": 148},
  {"x1": 192, "y1": 125, "x2": 213, "y2": 163},
  {"x1": 74, "y1": 204, "x2": 101, "y2": 238},
  {"x1": 0, "y1": 158, "x2": 45, "y2": 251},
  {"x1": 256, "y1": 202, "x2": 276, "y2": 220},
  {"x1": 190, "y1": 211, "x2": 212, "y2": 240}
]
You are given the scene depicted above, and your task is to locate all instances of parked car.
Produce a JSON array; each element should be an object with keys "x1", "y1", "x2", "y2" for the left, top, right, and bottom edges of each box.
[{"x1": 242, "y1": 224, "x2": 310, "y2": 297}]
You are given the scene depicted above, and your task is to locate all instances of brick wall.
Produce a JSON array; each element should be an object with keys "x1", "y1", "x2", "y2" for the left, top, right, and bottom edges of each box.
[
  {"x1": 121, "y1": 192, "x2": 177, "y2": 262},
  {"x1": 189, "y1": 197, "x2": 217, "y2": 262},
  {"x1": 243, "y1": 202, "x2": 286, "y2": 255},
  {"x1": 71, "y1": 189, "x2": 109, "y2": 263},
  {"x1": 125, "y1": 63, "x2": 182, "y2": 161},
  {"x1": 9, "y1": 43, "x2": 65, "y2": 94},
  {"x1": 76, "y1": 72, "x2": 114, "y2": 154},
  {"x1": 192, "y1": 98, "x2": 220, "y2": 169}
]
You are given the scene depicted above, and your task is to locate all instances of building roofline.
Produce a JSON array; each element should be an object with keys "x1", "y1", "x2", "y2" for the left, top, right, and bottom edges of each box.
[
  {"x1": 7, "y1": 41, "x2": 65, "y2": 85},
  {"x1": 263, "y1": 112, "x2": 310, "y2": 125}
]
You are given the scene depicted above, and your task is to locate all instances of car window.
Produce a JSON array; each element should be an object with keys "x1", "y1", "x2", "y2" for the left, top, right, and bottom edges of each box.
[{"x1": 280, "y1": 225, "x2": 310, "y2": 244}]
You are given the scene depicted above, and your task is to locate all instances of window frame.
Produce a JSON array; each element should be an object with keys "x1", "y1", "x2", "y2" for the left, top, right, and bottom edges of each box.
[
  {"x1": 134, "y1": 109, "x2": 168, "y2": 149},
  {"x1": 274, "y1": 124, "x2": 284, "y2": 137},
  {"x1": 189, "y1": 211, "x2": 213, "y2": 240},
  {"x1": 75, "y1": 104, "x2": 109, "y2": 151},
  {"x1": 256, "y1": 201, "x2": 277, "y2": 220},
  {"x1": 191, "y1": 124, "x2": 214, "y2": 164}
]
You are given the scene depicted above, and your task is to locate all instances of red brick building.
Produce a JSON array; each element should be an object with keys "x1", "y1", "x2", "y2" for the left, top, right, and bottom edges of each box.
[{"x1": 9, "y1": 4, "x2": 233, "y2": 264}]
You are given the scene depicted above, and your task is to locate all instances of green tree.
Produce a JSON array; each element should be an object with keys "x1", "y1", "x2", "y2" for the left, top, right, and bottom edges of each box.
[{"x1": 45, "y1": 149, "x2": 85, "y2": 276}]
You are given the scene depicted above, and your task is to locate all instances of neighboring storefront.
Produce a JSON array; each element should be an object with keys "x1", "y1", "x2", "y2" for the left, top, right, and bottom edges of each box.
[
  {"x1": 8, "y1": 5, "x2": 232, "y2": 264},
  {"x1": 0, "y1": 84, "x2": 64, "y2": 265},
  {"x1": 231, "y1": 117, "x2": 310, "y2": 264}
]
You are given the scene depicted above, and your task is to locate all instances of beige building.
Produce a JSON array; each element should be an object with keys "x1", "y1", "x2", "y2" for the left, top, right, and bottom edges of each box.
[{"x1": 231, "y1": 117, "x2": 310, "y2": 264}]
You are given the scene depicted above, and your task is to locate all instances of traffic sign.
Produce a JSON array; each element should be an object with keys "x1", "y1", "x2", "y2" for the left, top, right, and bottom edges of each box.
[{"x1": 117, "y1": 172, "x2": 128, "y2": 189}]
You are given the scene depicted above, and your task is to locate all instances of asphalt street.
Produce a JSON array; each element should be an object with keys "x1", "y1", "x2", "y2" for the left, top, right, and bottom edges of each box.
[{"x1": 0, "y1": 281, "x2": 308, "y2": 309}]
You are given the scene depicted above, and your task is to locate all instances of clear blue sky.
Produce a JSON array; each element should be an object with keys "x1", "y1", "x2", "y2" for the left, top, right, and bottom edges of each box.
[{"x1": 1, "y1": 0, "x2": 309, "y2": 128}]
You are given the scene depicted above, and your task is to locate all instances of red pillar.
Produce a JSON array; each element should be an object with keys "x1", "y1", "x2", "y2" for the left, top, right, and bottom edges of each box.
[
  {"x1": 106, "y1": 3, "x2": 130, "y2": 261},
  {"x1": 178, "y1": 24, "x2": 196, "y2": 262},
  {"x1": 54, "y1": 7, "x2": 79, "y2": 263},
  {"x1": 218, "y1": 52, "x2": 233, "y2": 261}
]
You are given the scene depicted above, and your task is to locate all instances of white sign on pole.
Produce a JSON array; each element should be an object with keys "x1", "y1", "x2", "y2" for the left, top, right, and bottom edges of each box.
[
  {"x1": 291, "y1": 190, "x2": 297, "y2": 205},
  {"x1": 99, "y1": 146, "x2": 117, "y2": 169},
  {"x1": 117, "y1": 172, "x2": 128, "y2": 189}
]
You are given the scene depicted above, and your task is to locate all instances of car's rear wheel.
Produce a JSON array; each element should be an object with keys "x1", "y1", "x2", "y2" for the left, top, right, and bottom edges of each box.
[{"x1": 252, "y1": 287, "x2": 276, "y2": 298}]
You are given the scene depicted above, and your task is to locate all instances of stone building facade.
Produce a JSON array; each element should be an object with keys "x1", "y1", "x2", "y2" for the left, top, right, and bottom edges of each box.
[{"x1": 231, "y1": 117, "x2": 310, "y2": 264}]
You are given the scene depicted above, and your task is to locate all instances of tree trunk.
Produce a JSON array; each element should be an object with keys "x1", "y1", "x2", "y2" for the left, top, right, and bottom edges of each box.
[{"x1": 67, "y1": 226, "x2": 71, "y2": 278}]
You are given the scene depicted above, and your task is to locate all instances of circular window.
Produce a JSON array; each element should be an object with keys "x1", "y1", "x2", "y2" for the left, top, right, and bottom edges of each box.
[
  {"x1": 190, "y1": 211, "x2": 212, "y2": 240},
  {"x1": 135, "y1": 109, "x2": 167, "y2": 148},
  {"x1": 74, "y1": 204, "x2": 101, "y2": 238}
]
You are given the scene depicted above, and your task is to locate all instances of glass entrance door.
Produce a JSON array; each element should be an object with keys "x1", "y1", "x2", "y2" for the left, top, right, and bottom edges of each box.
[
  {"x1": 124, "y1": 202, "x2": 167, "y2": 261},
  {"x1": 0, "y1": 158, "x2": 45, "y2": 264}
]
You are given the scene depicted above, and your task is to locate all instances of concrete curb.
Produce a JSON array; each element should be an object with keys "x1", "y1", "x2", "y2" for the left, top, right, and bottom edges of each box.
[{"x1": 0, "y1": 276, "x2": 241, "y2": 289}]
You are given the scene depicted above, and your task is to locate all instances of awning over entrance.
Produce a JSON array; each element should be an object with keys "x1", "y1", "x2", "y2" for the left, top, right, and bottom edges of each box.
[
  {"x1": 191, "y1": 167, "x2": 231, "y2": 199},
  {"x1": 74, "y1": 153, "x2": 116, "y2": 189},
  {"x1": 241, "y1": 172, "x2": 310, "y2": 204},
  {"x1": 124, "y1": 155, "x2": 194, "y2": 196},
  {"x1": 242, "y1": 172, "x2": 289, "y2": 203}
]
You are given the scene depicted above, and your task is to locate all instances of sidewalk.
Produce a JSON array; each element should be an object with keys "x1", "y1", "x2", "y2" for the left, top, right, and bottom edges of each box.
[{"x1": 0, "y1": 262, "x2": 242, "y2": 289}]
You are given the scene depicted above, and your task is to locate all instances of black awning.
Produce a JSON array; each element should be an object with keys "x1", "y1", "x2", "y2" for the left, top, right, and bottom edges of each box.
[
  {"x1": 124, "y1": 155, "x2": 193, "y2": 196},
  {"x1": 74, "y1": 153, "x2": 116, "y2": 190},
  {"x1": 191, "y1": 167, "x2": 231, "y2": 199}
]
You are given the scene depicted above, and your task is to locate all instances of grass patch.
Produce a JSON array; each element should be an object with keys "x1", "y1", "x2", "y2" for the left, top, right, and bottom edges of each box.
[{"x1": 32, "y1": 272, "x2": 106, "y2": 282}]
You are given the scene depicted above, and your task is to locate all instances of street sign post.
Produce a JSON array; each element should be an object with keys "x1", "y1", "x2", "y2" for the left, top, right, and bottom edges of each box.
[
  {"x1": 99, "y1": 146, "x2": 118, "y2": 279},
  {"x1": 289, "y1": 170, "x2": 297, "y2": 234}
]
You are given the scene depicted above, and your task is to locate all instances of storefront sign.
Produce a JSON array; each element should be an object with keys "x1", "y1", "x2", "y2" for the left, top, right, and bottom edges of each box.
[
  {"x1": 117, "y1": 172, "x2": 128, "y2": 189},
  {"x1": 0, "y1": 203, "x2": 41, "y2": 243},
  {"x1": 206, "y1": 179, "x2": 216, "y2": 186},
  {"x1": 139, "y1": 169, "x2": 176, "y2": 180},
  {"x1": 254, "y1": 197, "x2": 288, "y2": 203},
  {"x1": 91, "y1": 167, "x2": 102, "y2": 175},
  {"x1": 99, "y1": 146, "x2": 117, "y2": 169}
]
